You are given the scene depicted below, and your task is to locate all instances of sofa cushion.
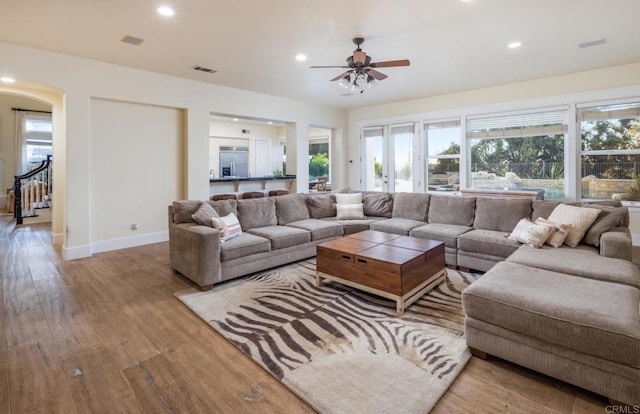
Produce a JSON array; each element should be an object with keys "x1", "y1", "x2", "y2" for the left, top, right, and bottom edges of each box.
[
  {"x1": 531, "y1": 200, "x2": 561, "y2": 221},
  {"x1": 473, "y1": 197, "x2": 532, "y2": 232},
  {"x1": 320, "y1": 217, "x2": 384, "y2": 235},
  {"x1": 506, "y1": 244, "x2": 640, "y2": 290},
  {"x1": 172, "y1": 200, "x2": 202, "y2": 223},
  {"x1": 247, "y1": 225, "x2": 311, "y2": 250},
  {"x1": 457, "y1": 229, "x2": 521, "y2": 258},
  {"x1": 286, "y1": 219, "x2": 343, "y2": 241},
  {"x1": 363, "y1": 193, "x2": 393, "y2": 218},
  {"x1": 547, "y1": 204, "x2": 601, "y2": 247},
  {"x1": 409, "y1": 223, "x2": 473, "y2": 249},
  {"x1": 237, "y1": 197, "x2": 277, "y2": 231},
  {"x1": 428, "y1": 196, "x2": 475, "y2": 226},
  {"x1": 462, "y1": 261, "x2": 640, "y2": 367},
  {"x1": 391, "y1": 193, "x2": 430, "y2": 221},
  {"x1": 211, "y1": 199, "x2": 238, "y2": 217},
  {"x1": 582, "y1": 205, "x2": 627, "y2": 247},
  {"x1": 306, "y1": 194, "x2": 336, "y2": 218},
  {"x1": 275, "y1": 194, "x2": 310, "y2": 225},
  {"x1": 370, "y1": 218, "x2": 425, "y2": 236},
  {"x1": 219, "y1": 233, "x2": 271, "y2": 262}
]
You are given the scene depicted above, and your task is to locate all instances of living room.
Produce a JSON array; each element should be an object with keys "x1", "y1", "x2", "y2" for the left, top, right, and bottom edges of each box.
[{"x1": 1, "y1": 1, "x2": 639, "y2": 412}]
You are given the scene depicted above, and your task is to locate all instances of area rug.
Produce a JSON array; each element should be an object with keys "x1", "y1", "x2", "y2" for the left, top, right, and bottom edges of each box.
[{"x1": 175, "y1": 259, "x2": 479, "y2": 414}]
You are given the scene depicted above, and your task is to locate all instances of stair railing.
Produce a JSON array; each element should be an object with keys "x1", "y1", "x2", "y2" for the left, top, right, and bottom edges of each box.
[{"x1": 14, "y1": 155, "x2": 52, "y2": 225}]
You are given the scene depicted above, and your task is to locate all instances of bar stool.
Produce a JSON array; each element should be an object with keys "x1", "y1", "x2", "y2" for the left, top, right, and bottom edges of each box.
[
  {"x1": 268, "y1": 190, "x2": 289, "y2": 197},
  {"x1": 241, "y1": 191, "x2": 265, "y2": 199},
  {"x1": 210, "y1": 194, "x2": 237, "y2": 201}
]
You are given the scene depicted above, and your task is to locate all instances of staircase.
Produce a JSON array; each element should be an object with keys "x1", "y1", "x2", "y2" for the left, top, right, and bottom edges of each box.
[{"x1": 13, "y1": 155, "x2": 52, "y2": 225}]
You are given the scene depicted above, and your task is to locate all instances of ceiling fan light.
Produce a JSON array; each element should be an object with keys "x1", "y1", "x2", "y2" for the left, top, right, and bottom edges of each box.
[{"x1": 338, "y1": 75, "x2": 351, "y2": 89}]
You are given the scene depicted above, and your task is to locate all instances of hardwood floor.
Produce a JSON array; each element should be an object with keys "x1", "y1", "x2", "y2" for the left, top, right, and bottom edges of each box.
[{"x1": 0, "y1": 214, "x2": 622, "y2": 413}]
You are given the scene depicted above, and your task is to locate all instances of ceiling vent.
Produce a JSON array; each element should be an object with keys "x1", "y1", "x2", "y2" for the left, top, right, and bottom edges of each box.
[
  {"x1": 120, "y1": 35, "x2": 144, "y2": 46},
  {"x1": 578, "y1": 38, "x2": 606, "y2": 49},
  {"x1": 192, "y1": 65, "x2": 217, "y2": 74},
  {"x1": 341, "y1": 93, "x2": 355, "y2": 97}
]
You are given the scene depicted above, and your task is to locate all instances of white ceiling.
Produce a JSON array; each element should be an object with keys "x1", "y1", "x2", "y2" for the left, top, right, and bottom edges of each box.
[{"x1": 1, "y1": 0, "x2": 639, "y2": 109}]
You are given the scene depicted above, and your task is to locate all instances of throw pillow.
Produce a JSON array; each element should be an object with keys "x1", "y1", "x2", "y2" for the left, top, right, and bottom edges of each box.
[
  {"x1": 191, "y1": 202, "x2": 219, "y2": 226},
  {"x1": 211, "y1": 213, "x2": 242, "y2": 242},
  {"x1": 335, "y1": 192, "x2": 362, "y2": 205},
  {"x1": 534, "y1": 217, "x2": 571, "y2": 248},
  {"x1": 580, "y1": 205, "x2": 627, "y2": 247},
  {"x1": 363, "y1": 193, "x2": 393, "y2": 217},
  {"x1": 547, "y1": 204, "x2": 601, "y2": 247},
  {"x1": 172, "y1": 200, "x2": 202, "y2": 224},
  {"x1": 306, "y1": 194, "x2": 336, "y2": 218},
  {"x1": 336, "y1": 203, "x2": 366, "y2": 220},
  {"x1": 508, "y1": 218, "x2": 555, "y2": 248}
]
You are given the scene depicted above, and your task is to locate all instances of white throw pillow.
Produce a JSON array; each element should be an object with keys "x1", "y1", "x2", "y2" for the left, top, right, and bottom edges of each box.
[
  {"x1": 336, "y1": 203, "x2": 366, "y2": 220},
  {"x1": 508, "y1": 218, "x2": 555, "y2": 248},
  {"x1": 334, "y1": 192, "x2": 362, "y2": 205},
  {"x1": 547, "y1": 204, "x2": 601, "y2": 247},
  {"x1": 211, "y1": 213, "x2": 242, "y2": 242},
  {"x1": 534, "y1": 217, "x2": 571, "y2": 248}
]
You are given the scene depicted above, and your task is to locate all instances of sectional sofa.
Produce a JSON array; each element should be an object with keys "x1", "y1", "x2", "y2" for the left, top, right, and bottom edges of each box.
[{"x1": 169, "y1": 191, "x2": 640, "y2": 406}]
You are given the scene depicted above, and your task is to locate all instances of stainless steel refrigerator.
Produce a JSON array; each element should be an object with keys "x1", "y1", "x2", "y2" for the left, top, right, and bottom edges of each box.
[{"x1": 219, "y1": 146, "x2": 249, "y2": 178}]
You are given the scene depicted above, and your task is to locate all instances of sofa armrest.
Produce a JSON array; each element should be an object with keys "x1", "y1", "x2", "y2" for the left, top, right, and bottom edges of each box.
[
  {"x1": 169, "y1": 222, "x2": 221, "y2": 289},
  {"x1": 599, "y1": 226, "x2": 632, "y2": 261}
]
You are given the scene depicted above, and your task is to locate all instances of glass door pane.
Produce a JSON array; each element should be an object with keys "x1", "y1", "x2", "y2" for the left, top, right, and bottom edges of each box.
[
  {"x1": 391, "y1": 131, "x2": 413, "y2": 192},
  {"x1": 364, "y1": 133, "x2": 385, "y2": 191}
]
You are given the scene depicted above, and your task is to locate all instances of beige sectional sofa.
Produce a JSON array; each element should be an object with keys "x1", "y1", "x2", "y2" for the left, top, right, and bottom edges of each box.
[{"x1": 169, "y1": 191, "x2": 639, "y2": 406}]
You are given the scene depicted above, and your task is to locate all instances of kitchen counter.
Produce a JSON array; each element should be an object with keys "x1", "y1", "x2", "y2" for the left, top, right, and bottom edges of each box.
[{"x1": 210, "y1": 175, "x2": 296, "y2": 193}]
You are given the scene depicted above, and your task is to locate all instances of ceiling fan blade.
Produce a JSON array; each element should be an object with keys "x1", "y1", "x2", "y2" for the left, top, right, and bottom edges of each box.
[
  {"x1": 330, "y1": 71, "x2": 351, "y2": 81},
  {"x1": 366, "y1": 68, "x2": 388, "y2": 81},
  {"x1": 310, "y1": 65, "x2": 350, "y2": 69},
  {"x1": 369, "y1": 59, "x2": 410, "y2": 68}
]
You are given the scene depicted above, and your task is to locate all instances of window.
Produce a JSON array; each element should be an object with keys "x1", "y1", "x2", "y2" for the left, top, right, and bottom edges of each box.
[
  {"x1": 309, "y1": 134, "x2": 330, "y2": 185},
  {"x1": 25, "y1": 113, "x2": 53, "y2": 169},
  {"x1": 390, "y1": 125, "x2": 414, "y2": 192},
  {"x1": 579, "y1": 102, "x2": 640, "y2": 199},
  {"x1": 467, "y1": 110, "x2": 567, "y2": 198},
  {"x1": 426, "y1": 120, "x2": 460, "y2": 192},
  {"x1": 363, "y1": 127, "x2": 384, "y2": 191}
]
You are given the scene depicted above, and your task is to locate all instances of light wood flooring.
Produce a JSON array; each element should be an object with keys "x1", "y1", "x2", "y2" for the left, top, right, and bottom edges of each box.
[{"x1": 1, "y1": 214, "x2": 630, "y2": 413}]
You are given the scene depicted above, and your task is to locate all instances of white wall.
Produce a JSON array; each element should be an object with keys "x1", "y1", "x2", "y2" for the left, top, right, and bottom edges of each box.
[
  {"x1": 0, "y1": 41, "x2": 347, "y2": 259},
  {"x1": 89, "y1": 98, "x2": 183, "y2": 250}
]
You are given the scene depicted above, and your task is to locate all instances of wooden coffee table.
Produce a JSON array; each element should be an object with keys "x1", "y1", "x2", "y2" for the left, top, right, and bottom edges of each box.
[{"x1": 316, "y1": 230, "x2": 446, "y2": 315}]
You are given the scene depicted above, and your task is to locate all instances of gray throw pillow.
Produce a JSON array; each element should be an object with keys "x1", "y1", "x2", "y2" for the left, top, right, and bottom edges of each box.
[
  {"x1": 363, "y1": 193, "x2": 393, "y2": 218},
  {"x1": 581, "y1": 205, "x2": 627, "y2": 247},
  {"x1": 275, "y1": 194, "x2": 310, "y2": 225},
  {"x1": 191, "y1": 202, "x2": 219, "y2": 226},
  {"x1": 306, "y1": 194, "x2": 336, "y2": 218},
  {"x1": 210, "y1": 199, "x2": 238, "y2": 217}
]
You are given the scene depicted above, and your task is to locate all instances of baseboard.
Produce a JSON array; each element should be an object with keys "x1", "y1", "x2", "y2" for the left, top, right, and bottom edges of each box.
[
  {"x1": 52, "y1": 232, "x2": 64, "y2": 245},
  {"x1": 90, "y1": 231, "x2": 169, "y2": 255},
  {"x1": 633, "y1": 233, "x2": 640, "y2": 246},
  {"x1": 62, "y1": 244, "x2": 92, "y2": 260}
]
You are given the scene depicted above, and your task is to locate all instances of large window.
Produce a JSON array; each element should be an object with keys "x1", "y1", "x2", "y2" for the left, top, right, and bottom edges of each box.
[
  {"x1": 580, "y1": 102, "x2": 640, "y2": 199},
  {"x1": 467, "y1": 111, "x2": 567, "y2": 198},
  {"x1": 425, "y1": 120, "x2": 460, "y2": 192},
  {"x1": 25, "y1": 113, "x2": 53, "y2": 169}
]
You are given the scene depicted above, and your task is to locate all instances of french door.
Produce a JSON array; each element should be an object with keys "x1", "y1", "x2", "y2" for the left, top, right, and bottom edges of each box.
[{"x1": 362, "y1": 124, "x2": 416, "y2": 192}]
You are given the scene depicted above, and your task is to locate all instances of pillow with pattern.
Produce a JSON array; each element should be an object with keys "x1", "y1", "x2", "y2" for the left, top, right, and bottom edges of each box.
[
  {"x1": 508, "y1": 218, "x2": 555, "y2": 248},
  {"x1": 534, "y1": 217, "x2": 571, "y2": 248},
  {"x1": 211, "y1": 213, "x2": 242, "y2": 242}
]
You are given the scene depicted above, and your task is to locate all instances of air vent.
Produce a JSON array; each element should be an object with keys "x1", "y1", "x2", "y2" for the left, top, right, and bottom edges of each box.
[
  {"x1": 341, "y1": 93, "x2": 355, "y2": 97},
  {"x1": 121, "y1": 35, "x2": 144, "y2": 46},
  {"x1": 578, "y1": 38, "x2": 606, "y2": 49},
  {"x1": 192, "y1": 65, "x2": 217, "y2": 74}
]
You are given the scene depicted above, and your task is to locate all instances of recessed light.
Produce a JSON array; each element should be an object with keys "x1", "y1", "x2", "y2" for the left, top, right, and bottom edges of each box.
[
  {"x1": 268, "y1": 121, "x2": 273, "y2": 124},
  {"x1": 507, "y1": 41, "x2": 522, "y2": 49},
  {"x1": 233, "y1": 118, "x2": 239, "y2": 122},
  {"x1": 157, "y1": 6, "x2": 175, "y2": 16},
  {"x1": 295, "y1": 54, "x2": 307, "y2": 62},
  {"x1": 0, "y1": 77, "x2": 15, "y2": 83}
]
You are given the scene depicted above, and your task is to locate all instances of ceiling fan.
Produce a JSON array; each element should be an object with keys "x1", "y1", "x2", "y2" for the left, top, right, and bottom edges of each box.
[{"x1": 310, "y1": 37, "x2": 410, "y2": 93}]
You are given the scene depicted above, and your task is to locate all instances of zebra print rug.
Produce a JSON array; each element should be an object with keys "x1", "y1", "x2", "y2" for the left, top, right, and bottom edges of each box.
[{"x1": 175, "y1": 259, "x2": 479, "y2": 414}]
